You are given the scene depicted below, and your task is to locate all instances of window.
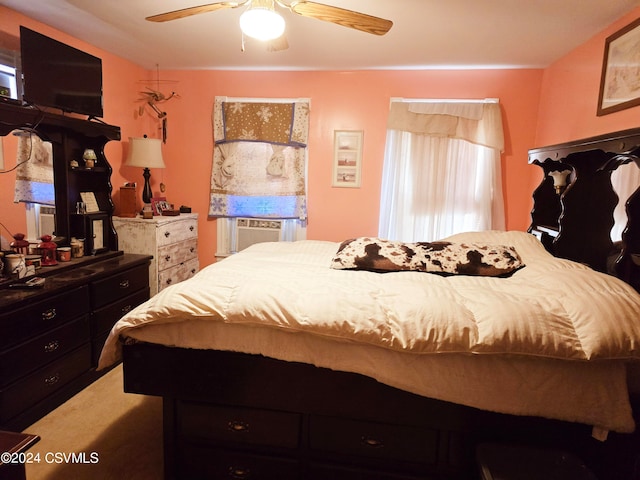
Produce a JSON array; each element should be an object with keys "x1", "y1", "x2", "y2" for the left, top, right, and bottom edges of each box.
[
  {"x1": 209, "y1": 97, "x2": 310, "y2": 257},
  {"x1": 25, "y1": 203, "x2": 56, "y2": 241},
  {"x1": 379, "y1": 99, "x2": 505, "y2": 242},
  {"x1": 215, "y1": 217, "x2": 306, "y2": 259},
  {"x1": 0, "y1": 44, "x2": 21, "y2": 101}
]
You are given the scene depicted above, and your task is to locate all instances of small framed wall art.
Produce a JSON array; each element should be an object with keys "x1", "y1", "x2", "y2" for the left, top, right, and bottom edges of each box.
[
  {"x1": 597, "y1": 17, "x2": 640, "y2": 116},
  {"x1": 332, "y1": 130, "x2": 363, "y2": 188}
]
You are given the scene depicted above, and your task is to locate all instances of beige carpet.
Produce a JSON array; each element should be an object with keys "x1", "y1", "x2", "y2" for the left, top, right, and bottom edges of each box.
[{"x1": 22, "y1": 365, "x2": 163, "y2": 480}]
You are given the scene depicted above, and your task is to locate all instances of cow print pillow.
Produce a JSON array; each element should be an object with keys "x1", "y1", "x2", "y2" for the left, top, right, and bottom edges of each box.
[{"x1": 330, "y1": 237, "x2": 524, "y2": 277}]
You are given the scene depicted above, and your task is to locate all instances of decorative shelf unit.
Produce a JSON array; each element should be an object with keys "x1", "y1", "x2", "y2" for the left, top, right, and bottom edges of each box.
[
  {"x1": 528, "y1": 128, "x2": 640, "y2": 290},
  {"x1": 0, "y1": 102, "x2": 121, "y2": 250}
]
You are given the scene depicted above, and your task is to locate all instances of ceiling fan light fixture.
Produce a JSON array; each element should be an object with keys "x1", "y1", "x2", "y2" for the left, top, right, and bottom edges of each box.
[{"x1": 239, "y1": 6, "x2": 285, "y2": 41}]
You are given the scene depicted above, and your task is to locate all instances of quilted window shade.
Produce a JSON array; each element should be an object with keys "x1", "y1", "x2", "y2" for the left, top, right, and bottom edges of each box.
[
  {"x1": 13, "y1": 132, "x2": 55, "y2": 206},
  {"x1": 208, "y1": 97, "x2": 309, "y2": 219}
]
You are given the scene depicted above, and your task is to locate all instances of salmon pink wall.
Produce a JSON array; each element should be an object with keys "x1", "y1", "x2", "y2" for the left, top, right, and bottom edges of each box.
[
  {"x1": 158, "y1": 69, "x2": 543, "y2": 266},
  {"x1": 535, "y1": 7, "x2": 640, "y2": 145},
  {"x1": 13, "y1": 5, "x2": 638, "y2": 270}
]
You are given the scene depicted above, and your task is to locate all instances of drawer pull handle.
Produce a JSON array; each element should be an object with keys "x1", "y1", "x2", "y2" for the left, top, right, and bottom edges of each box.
[
  {"x1": 191, "y1": 269, "x2": 196, "y2": 274},
  {"x1": 42, "y1": 308, "x2": 57, "y2": 321},
  {"x1": 361, "y1": 435, "x2": 385, "y2": 449},
  {"x1": 119, "y1": 279, "x2": 130, "y2": 289},
  {"x1": 227, "y1": 420, "x2": 249, "y2": 433},
  {"x1": 190, "y1": 247, "x2": 195, "y2": 253},
  {"x1": 164, "y1": 231, "x2": 171, "y2": 238},
  {"x1": 189, "y1": 226, "x2": 194, "y2": 231},
  {"x1": 228, "y1": 466, "x2": 250, "y2": 479},
  {"x1": 165, "y1": 255, "x2": 171, "y2": 262},
  {"x1": 121, "y1": 304, "x2": 132, "y2": 315},
  {"x1": 44, "y1": 340, "x2": 60, "y2": 353},
  {"x1": 166, "y1": 278, "x2": 172, "y2": 285},
  {"x1": 44, "y1": 374, "x2": 60, "y2": 387}
]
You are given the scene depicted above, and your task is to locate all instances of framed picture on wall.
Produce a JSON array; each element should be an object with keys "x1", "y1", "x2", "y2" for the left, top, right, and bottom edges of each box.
[
  {"x1": 597, "y1": 17, "x2": 640, "y2": 116},
  {"x1": 332, "y1": 130, "x2": 363, "y2": 188}
]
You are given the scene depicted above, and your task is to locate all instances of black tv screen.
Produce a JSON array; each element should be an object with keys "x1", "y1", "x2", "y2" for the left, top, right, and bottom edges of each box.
[{"x1": 19, "y1": 26, "x2": 103, "y2": 118}]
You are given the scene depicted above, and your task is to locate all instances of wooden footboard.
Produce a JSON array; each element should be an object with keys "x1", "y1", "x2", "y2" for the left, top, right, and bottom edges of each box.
[{"x1": 122, "y1": 342, "x2": 640, "y2": 480}]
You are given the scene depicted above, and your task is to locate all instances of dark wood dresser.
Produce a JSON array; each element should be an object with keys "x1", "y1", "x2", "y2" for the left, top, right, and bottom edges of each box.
[{"x1": 0, "y1": 252, "x2": 151, "y2": 431}]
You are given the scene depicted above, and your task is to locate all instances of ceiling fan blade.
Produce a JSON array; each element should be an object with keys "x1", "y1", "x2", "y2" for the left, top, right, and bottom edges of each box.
[
  {"x1": 146, "y1": 1, "x2": 246, "y2": 22},
  {"x1": 288, "y1": 1, "x2": 392, "y2": 36}
]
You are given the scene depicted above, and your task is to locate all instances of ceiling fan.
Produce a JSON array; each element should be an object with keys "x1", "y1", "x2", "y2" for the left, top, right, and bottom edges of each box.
[{"x1": 146, "y1": 1, "x2": 393, "y2": 45}]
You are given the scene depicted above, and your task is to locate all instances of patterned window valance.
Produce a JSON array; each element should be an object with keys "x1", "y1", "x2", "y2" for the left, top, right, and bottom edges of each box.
[{"x1": 214, "y1": 98, "x2": 309, "y2": 147}]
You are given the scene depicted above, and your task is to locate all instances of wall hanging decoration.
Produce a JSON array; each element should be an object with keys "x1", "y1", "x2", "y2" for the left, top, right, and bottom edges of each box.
[
  {"x1": 332, "y1": 130, "x2": 363, "y2": 188},
  {"x1": 597, "y1": 17, "x2": 640, "y2": 116},
  {"x1": 136, "y1": 65, "x2": 180, "y2": 142}
]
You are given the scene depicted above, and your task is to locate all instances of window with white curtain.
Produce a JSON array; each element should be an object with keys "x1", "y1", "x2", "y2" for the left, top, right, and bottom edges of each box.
[{"x1": 378, "y1": 99, "x2": 505, "y2": 242}]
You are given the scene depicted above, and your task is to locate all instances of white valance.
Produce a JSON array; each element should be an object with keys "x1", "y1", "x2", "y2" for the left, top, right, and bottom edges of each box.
[{"x1": 387, "y1": 100, "x2": 504, "y2": 152}]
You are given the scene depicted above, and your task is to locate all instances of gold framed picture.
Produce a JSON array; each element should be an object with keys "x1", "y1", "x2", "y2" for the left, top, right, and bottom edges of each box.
[{"x1": 597, "y1": 17, "x2": 640, "y2": 116}]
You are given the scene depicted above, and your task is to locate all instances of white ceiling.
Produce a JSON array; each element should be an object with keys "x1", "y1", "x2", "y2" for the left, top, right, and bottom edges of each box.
[{"x1": 1, "y1": 0, "x2": 639, "y2": 71}]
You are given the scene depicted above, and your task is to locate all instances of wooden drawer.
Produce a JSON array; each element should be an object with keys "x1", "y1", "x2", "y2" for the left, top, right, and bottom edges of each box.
[
  {"x1": 0, "y1": 344, "x2": 91, "y2": 423},
  {"x1": 308, "y1": 463, "x2": 433, "y2": 480},
  {"x1": 179, "y1": 445, "x2": 300, "y2": 480},
  {"x1": 156, "y1": 217, "x2": 198, "y2": 247},
  {"x1": 157, "y1": 238, "x2": 198, "y2": 272},
  {"x1": 0, "y1": 286, "x2": 89, "y2": 349},
  {"x1": 0, "y1": 315, "x2": 89, "y2": 387},
  {"x1": 92, "y1": 288, "x2": 150, "y2": 337},
  {"x1": 158, "y1": 257, "x2": 199, "y2": 292},
  {"x1": 90, "y1": 264, "x2": 149, "y2": 309},
  {"x1": 179, "y1": 402, "x2": 301, "y2": 449},
  {"x1": 309, "y1": 415, "x2": 438, "y2": 465}
]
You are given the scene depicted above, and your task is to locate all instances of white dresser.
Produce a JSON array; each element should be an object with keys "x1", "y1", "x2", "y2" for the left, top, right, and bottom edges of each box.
[{"x1": 113, "y1": 213, "x2": 199, "y2": 295}]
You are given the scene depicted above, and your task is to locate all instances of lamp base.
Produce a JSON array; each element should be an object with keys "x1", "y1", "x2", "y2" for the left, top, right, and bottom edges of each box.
[{"x1": 142, "y1": 167, "x2": 152, "y2": 204}]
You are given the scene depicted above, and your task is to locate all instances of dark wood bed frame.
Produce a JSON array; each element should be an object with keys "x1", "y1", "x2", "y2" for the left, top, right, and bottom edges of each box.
[{"x1": 122, "y1": 128, "x2": 640, "y2": 480}]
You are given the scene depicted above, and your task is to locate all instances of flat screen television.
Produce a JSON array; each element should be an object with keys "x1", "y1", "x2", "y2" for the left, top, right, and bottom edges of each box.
[{"x1": 19, "y1": 26, "x2": 103, "y2": 118}]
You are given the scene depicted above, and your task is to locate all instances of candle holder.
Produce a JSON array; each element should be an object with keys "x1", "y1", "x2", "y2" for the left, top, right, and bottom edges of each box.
[
  {"x1": 38, "y1": 235, "x2": 58, "y2": 266},
  {"x1": 10, "y1": 233, "x2": 29, "y2": 254}
]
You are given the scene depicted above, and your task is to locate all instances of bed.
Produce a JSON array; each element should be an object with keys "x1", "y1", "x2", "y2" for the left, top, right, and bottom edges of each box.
[{"x1": 99, "y1": 129, "x2": 640, "y2": 480}]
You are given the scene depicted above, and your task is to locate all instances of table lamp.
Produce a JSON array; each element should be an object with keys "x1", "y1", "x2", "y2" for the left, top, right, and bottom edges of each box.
[{"x1": 126, "y1": 136, "x2": 165, "y2": 204}]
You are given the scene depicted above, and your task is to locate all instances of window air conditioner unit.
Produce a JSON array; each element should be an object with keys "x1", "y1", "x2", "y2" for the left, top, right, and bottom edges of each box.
[
  {"x1": 39, "y1": 206, "x2": 56, "y2": 237},
  {"x1": 235, "y1": 218, "x2": 283, "y2": 252}
]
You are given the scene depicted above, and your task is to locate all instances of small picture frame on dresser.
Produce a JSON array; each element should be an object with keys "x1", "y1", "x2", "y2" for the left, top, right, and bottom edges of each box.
[{"x1": 151, "y1": 197, "x2": 169, "y2": 216}]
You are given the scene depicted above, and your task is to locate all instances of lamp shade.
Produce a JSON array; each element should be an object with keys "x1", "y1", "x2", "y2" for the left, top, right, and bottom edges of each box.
[{"x1": 126, "y1": 137, "x2": 165, "y2": 169}]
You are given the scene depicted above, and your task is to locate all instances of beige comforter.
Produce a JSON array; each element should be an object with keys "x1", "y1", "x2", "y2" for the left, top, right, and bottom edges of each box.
[
  {"x1": 100, "y1": 230, "x2": 640, "y2": 367},
  {"x1": 98, "y1": 230, "x2": 640, "y2": 432}
]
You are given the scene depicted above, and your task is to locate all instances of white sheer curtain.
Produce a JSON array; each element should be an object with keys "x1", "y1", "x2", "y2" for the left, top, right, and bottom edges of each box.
[{"x1": 379, "y1": 99, "x2": 505, "y2": 242}]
